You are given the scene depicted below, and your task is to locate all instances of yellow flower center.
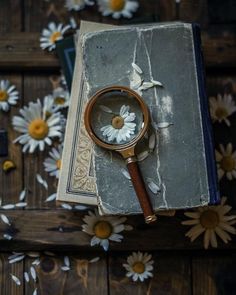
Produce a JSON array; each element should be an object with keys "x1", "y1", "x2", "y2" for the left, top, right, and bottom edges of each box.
[
  {"x1": 200, "y1": 210, "x2": 219, "y2": 229},
  {"x1": 93, "y1": 221, "x2": 112, "y2": 239},
  {"x1": 112, "y1": 116, "x2": 124, "y2": 129},
  {"x1": 54, "y1": 96, "x2": 66, "y2": 105},
  {"x1": 215, "y1": 107, "x2": 229, "y2": 120},
  {"x1": 220, "y1": 156, "x2": 236, "y2": 172},
  {"x1": 2, "y1": 160, "x2": 16, "y2": 172},
  {"x1": 50, "y1": 31, "x2": 62, "y2": 44},
  {"x1": 0, "y1": 90, "x2": 8, "y2": 102},
  {"x1": 132, "y1": 262, "x2": 145, "y2": 274},
  {"x1": 109, "y1": 0, "x2": 125, "y2": 11},
  {"x1": 28, "y1": 119, "x2": 49, "y2": 140},
  {"x1": 56, "y1": 159, "x2": 61, "y2": 169}
]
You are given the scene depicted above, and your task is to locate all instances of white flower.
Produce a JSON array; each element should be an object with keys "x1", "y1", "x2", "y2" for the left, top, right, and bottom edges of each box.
[
  {"x1": 182, "y1": 197, "x2": 236, "y2": 249},
  {"x1": 101, "y1": 105, "x2": 136, "y2": 144},
  {"x1": 12, "y1": 99, "x2": 62, "y2": 153},
  {"x1": 82, "y1": 210, "x2": 130, "y2": 251},
  {"x1": 209, "y1": 94, "x2": 236, "y2": 126},
  {"x1": 123, "y1": 252, "x2": 154, "y2": 282},
  {"x1": 97, "y1": 0, "x2": 139, "y2": 19},
  {"x1": 51, "y1": 87, "x2": 70, "y2": 109},
  {"x1": 215, "y1": 143, "x2": 236, "y2": 181},
  {"x1": 40, "y1": 22, "x2": 71, "y2": 51},
  {"x1": 0, "y1": 80, "x2": 19, "y2": 112},
  {"x1": 65, "y1": 0, "x2": 94, "y2": 11},
  {"x1": 43, "y1": 144, "x2": 63, "y2": 178}
]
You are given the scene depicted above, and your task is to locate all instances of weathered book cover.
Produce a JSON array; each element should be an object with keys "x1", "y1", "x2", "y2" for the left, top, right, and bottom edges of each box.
[
  {"x1": 57, "y1": 21, "x2": 115, "y2": 205},
  {"x1": 80, "y1": 22, "x2": 219, "y2": 215}
]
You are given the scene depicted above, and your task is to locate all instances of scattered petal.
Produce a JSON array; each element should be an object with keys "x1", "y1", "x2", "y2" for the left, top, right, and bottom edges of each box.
[
  {"x1": 9, "y1": 255, "x2": 25, "y2": 264},
  {"x1": 4, "y1": 233, "x2": 13, "y2": 240},
  {"x1": 30, "y1": 266, "x2": 37, "y2": 282},
  {"x1": 15, "y1": 202, "x2": 27, "y2": 208},
  {"x1": 10, "y1": 274, "x2": 21, "y2": 286},
  {"x1": 151, "y1": 79, "x2": 163, "y2": 87},
  {"x1": 45, "y1": 193, "x2": 57, "y2": 202},
  {"x1": 74, "y1": 204, "x2": 88, "y2": 210},
  {"x1": 1, "y1": 214, "x2": 11, "y2": 225},
  {"x1": 132, "y1": 62, "x2": 143, "y2": 74},
  {"x1": 61, "y1": 203, "x2": 73, "y2": 210},
  {"x1": 121, "y1": 168, "x2": 131, "y2": 180},
  {"x1": 27, "y1": 252, "x2": 40, "y2": 258},
  {"x1": 157, "y1": 122, "x2": 173, "y2": 129},
  {"x1": 33, "y1": 288, "x2": 37, "y2": 295},
  {"x1": 64, "y1": 256, "x2": 70, "y2": 267},
  {"x1": 19, "y1": 188, "x2": 26, "y2": 201},
  {"x1": 137, "y1": 150, "x2": 149, "y2": 162},
  {"x1": 24, "y1": 272, "x2": 30, "y2": 283},
  {"x1": 32, "y1": 259, "x2": 41, "y2": 266},
  {"x1": 89, "y1": 257, "x2": 100, "y2": 263},
  {"x1": 148, "y1": 133, "x2": 156, "y2": 150},
  {"x1": 147, "y1": 179, "x2": 161, "y2": 194},
  {"x1": 99, "y1": 105, "x2": 113, "y2": 113},
  {"x1": 61, "y1": 266, "x2": 70, "y2": 271},
  {"x1": 2, "y1": 204, "x2": 15, "y2": 210}
]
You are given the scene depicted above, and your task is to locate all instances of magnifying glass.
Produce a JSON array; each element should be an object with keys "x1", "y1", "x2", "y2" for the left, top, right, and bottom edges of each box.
[{"x1": 84, "y1": 86, "x2": 157, "y2": 223}]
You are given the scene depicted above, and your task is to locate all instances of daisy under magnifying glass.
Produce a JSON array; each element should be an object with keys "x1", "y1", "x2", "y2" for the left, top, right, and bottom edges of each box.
[{"x1": 84, "y1": 86, "x2": 157, "y2": 224}]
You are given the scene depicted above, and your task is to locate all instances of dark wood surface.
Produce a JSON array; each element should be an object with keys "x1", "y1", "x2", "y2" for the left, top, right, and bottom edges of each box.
[{"x1": 0, "y1": 0, "x2": 236, "y2": 294}]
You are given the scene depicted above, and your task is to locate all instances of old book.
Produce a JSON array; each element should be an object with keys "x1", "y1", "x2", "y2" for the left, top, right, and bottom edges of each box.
[
  {"x1": 56, "y1": 35, "x2": 77, "y2": 91},
  {"x1": 57, "y1": 21, "x2": 115, "y2": 205},
  {"x1": 58, "y1": 21, "x2": 219, "y2": 215}
]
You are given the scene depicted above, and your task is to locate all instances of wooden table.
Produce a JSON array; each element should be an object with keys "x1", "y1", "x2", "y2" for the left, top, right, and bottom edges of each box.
[{"x1": 0, "y1": 1, "x2": 236, "y2": 294}]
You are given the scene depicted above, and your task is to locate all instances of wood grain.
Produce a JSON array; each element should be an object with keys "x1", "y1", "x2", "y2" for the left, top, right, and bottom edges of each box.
[
  {"x1": 0, "y1": 210, "x2": 235, "y2": 251},
  {"x1": 192, "y1": 254, "x2": 236, "y2": 295},
  {"x1": 0, "y1": 31, "x2": 235, "y2": 70},
  {"x1": 0, "y1": 0, "x2": 22, "y2": 33},
  {"x1": 0, "y1": 254, "x2": 24, "y2": 295},
  {"x1": 0, "y1": 74, "x2": 23, "y2": 205},
  {"x1": 109, "y1": 252, "x2": 191, "y2": 295}
]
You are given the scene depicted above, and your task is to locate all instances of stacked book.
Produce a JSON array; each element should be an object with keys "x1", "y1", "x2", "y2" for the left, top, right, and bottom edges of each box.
[{"x1": 57, "y1": 21, "x2": 219, "y2": 216}]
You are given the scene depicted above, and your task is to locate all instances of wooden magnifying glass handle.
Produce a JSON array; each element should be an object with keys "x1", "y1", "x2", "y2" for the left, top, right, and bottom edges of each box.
[{"x1": 126, "y1": 157, "x2": 157, "y2": 223}]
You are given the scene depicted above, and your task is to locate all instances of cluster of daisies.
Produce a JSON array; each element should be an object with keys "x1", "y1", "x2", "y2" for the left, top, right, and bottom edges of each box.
[
  {"x1": 209, "y1": 93, "x2": 236, "y2": 181},
  {"x1": 40, "y1": 0, "x2": 139, "y2": 51}
]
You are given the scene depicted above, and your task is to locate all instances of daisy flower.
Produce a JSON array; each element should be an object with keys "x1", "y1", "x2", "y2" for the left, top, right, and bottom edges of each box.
[
  {"x1": 51, "y1": 87, "x2": 70, "y2": 109},
  {"x1": 12, "y1": 99, "x2": 62, "y2": 153},
  {"x1": 123, "y1": 252, "x2": 154, "y2": 282},
  {"x1": 0, "y1": 80, "x2": 19, "y2": 112},
  {"x1": 209, "y1": 93, "x2": 236, "y2": 126},
  {"x1": 65, "y1": 0, "x2": 94, "y2": 11},
  {"x1": 215, "y1": 143, "x2": 236, "y2": 181},
  {"x1": 82, "y1": 210, "x2": 132, "y2": 251},
  {"x1": 182, "y1": 197, "x2": 236, "y2": 249},
  {"x1": 40, "y1": 22, "x2": 71, "y2": 52},
  {"x1": 43, "y1": 144, "x2": 63, "y2": 178},
  {"x1": 97, "y1": 0, "x2": 139, "y2": 19},
  {"x1": 100, "y1": 105, "x2": 136, "y2": 144}
]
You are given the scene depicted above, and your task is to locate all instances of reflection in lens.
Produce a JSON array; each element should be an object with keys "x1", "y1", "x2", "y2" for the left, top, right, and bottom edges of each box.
[{"x1": 90, "y1": 89, "x2": 144, "y2": 145}]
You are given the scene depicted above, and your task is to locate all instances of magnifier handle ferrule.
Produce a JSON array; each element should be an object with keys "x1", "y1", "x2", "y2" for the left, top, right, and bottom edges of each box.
[{"x1": 126, "y1": 158, "x2": 157, "y2": 223}]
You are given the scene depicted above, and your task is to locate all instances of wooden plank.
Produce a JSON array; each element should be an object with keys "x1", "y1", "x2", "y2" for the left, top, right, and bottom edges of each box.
[
  {"x1": 0, "y1": 253, "x2": 24, "y2": 295},
  {"x1": 24, "y1": 253, "x2": 107, "y2": 294},
  {"x1": 109, "y1": 252, "x2": 191, "y2": 295},
  {"x1": 0, "y1": 33, "x2": 59, "y2": 70},
  {"x1": 0, "y1": 32, "x2": 235, "y2": 70},
  {"x1": 157, "y1": 0, "x2": 176, "y2": 22},
  {"x1": 192, "y1": 254, "x2": 236, "y2": 295},
  {"x1": 0, "y1": 210, "x2": 235, "y2": 251},
  {"x1": 0, "y1": 0, "x2": 22, "y2": 33},
  {"x1": 23, "y1": 74, "x2": 59, "y2": 209},
  {"x1": 179, "y1": 0, "x2": 208, "y2": 28},
  {"x1": 0, "y1": 74, "x2": 23, "y2": 205}
]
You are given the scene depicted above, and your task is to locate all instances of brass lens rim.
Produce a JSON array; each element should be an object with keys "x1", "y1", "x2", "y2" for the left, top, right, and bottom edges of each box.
[{"x1": 84, "y1": 85, "x2": 149, "y2": 151}]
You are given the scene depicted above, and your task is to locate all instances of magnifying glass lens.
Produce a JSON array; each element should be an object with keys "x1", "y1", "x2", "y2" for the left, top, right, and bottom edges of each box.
[{"x1": 90, "y1": 89, "x2": 144, "y2": 145}]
